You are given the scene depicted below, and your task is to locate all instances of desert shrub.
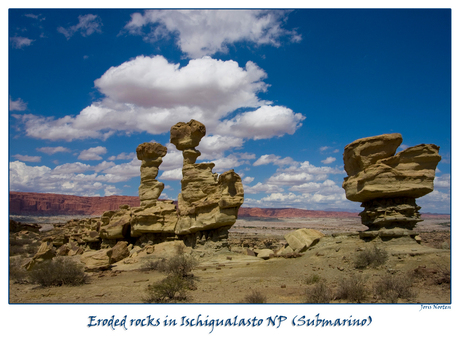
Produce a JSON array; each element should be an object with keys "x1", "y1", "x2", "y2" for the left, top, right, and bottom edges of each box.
[
  {"x1": 374, "y1": 274, "x2": 416, "y2": 303},
  {"x1": 243, "y1": 290, "x2": 267, "y2": 303},
  {"x1": 304, "y1": 273, "x2": 322, "y2": 285},
  {"x1": 9, "y1": 258, "x2": 29, "y2": 283},
  {"x1": 305, "y1": 281, "x2": 333, "y2": 303},
  {"x1": 354, "y1": 245, "x2": 388, "y2": 269},
  {"x1": 337, "y1": 274, "x2": 368, "y2": 303},
  {"x1": 144, "y1": 252, "x2": 199, "y2": 303},
  {"x1": 28, "y1": 257, "x2": 87, "y2": 287},
  {"x1": 144, "y1": 275, "x2": 188, "y2": 303},
  {"x1": 160, "y1": 254, "x2": 198, "y2": 278},
  {"x1": 140, "y1": 258, "x2": 167, "y2": 272}
]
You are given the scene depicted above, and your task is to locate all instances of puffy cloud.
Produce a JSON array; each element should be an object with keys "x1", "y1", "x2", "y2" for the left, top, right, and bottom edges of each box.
[
  {"x1": 243, "y1": 176, "x2": 254, "y2": 184},
  {"x1": 199, "y1": 135, "x2": 244, "y2": 160},
  {"x1": 16, "y1": 56, "x2": 298, "y2": 142},
  {"x1": 10, "y1": 36, "x2": 34, "y2": 49},
  {"x1": 210, "y1": 154, "x2": 245, "y2": 172},
  {"x1": 216, "y1": 105, "x2": 305, "y2": 140},
  {"x1": 434, "y1": 174, "x2": 450, "y2": 189},
  {"x1": 52, "y1": 162, "x2": 91, "y2": 174},
  {"x1": 161, "y1": 144, "x2": 184, "y2": 171},
  {"x1": 253, "y1": 154, "x2": 296, "y2": 167},
  {"x1": 417, "y1": 189, "x2": 450, "y2": 213},
  {"x1": 9, "y1": 161, "x2": 115, "y2": 196},
  {"x1": 321, "y1": 156, "x2": 336, "y2": 164},
  {"x1": 12, "y1": 154, "x2": 41, "y2": 162},
  {"x1": 10, "y1": 98, "x2": 27, "y2": 111},
  {"x1": 57, "y1": 14, "x2": 102, "y2": 39},
  {"x1": 123, "y1": 9, "x2": 301, "y2": 58},
  {"x1": 94, "y1": 56, "x2": 267, "y2": 115},
  {"x1": 99, "y1": 158, "x2": 141, "y2": 183},
  {"x1": 78, "y1": 146, "x2": 107, "y2": 160},
  {"x1": 108, "y1": 152, "x2": 136, "y2": 161},
  {"x1": 159, "y1": 168, "x2": 182, "y2": 181},
  {"x1": 36, "y1": 146, "x2": 71, "y2": 155},
  {"x1": 244, "y1": 182, "x2": 283, "y2": 194}
]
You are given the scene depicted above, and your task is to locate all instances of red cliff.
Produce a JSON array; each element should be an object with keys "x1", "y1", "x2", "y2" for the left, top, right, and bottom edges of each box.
[{"x1": 9, "y1": 192, "x2": 140, "y2": 216}]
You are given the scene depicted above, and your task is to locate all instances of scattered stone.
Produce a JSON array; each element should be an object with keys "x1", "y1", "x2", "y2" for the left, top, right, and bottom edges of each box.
[
  {"x1": 257, "y1": 249, "x2": 274, "y2": 260},
  {"x1": 284, "y1": 229, "x2": 325, "y2": 252}
]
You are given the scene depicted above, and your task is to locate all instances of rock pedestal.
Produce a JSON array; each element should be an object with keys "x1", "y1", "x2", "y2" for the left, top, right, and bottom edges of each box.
[
  {"x1": 170, "y1": 120, "x2": 244, "y2": 238},
  {"x1": 136, "y1": 142, "x2": 167, "y2": 207},
  {"x1": 342, "y1": 133, "x2": 441, "y2": 240}
]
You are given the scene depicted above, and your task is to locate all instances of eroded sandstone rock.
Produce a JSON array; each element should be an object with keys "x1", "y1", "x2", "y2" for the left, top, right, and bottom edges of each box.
[
  {"x1": 342, "y1": 133, "x2": 441, "y2": 239},
  {"x1": 26, "y1": 120, "x2": 244, "y2": 270},
  {"x1": 284, "y1": 229, "x2": 325, "y2": 252},
  {"x1": 171, "y1": 120, "x2": 244, "y2": 236}
]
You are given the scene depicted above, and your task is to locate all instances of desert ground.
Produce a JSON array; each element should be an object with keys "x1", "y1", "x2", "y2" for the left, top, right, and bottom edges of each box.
[{"x1": 9, "y1": 215, "x2": 451, "y2": 304}]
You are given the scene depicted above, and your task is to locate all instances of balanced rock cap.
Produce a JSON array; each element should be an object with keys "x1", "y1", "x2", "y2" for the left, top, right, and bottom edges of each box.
[
  {"x1": 170, "y1": 119, "x2": 206, "y2": 151},
  {"x1": 136, "y1": 142, "x2": 167, "y2": 160}
]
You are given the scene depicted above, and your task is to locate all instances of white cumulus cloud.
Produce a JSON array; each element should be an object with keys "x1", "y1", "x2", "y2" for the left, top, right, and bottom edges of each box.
[
  {"x1": 36, "y1": 146, "x2": 71, "y2": 155},
  {"x1": 78, "y1": 146, "x2": 107, "y2": 160},
  {"x1": 123, "y1": 9, "x2": 301, "y2": 58}
]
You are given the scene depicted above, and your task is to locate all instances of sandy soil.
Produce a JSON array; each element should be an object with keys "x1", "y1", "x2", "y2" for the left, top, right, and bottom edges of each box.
[{"x1": 9, "y1": 216, "x2": 451, "y2": 304}]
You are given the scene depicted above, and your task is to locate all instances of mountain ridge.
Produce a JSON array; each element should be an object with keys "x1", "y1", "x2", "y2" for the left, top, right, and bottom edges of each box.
[{"x1": 8, "y1": 191, "x2": 449, "y2": 219}]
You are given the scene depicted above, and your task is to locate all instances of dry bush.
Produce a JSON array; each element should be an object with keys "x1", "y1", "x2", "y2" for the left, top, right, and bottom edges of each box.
[
  {"x1": 304, "y1": 273, "x2": 322, "y2": 285},
  {"x1": 28, "y1": 257, "x2": 87, "y2": 287},
  {"x1": 9, "y1": 258, "x2": 29, "y2": 283},
  {"x1": 305, "y1": 281, "x2": 333, "y2": 303},
  {"x1": 144, "y1": 275, "x2": 187, "y2": 303},
  {"x1": 161, "y1": 254, "x2": 198, "y2": 279},
  {"x1": 374, "y1": 273, "x2": 416, "y2": 303},
  {"x1": 354, "y1": 245, "x2": 388, "y2": 269},
  {"x1": 337, "y1": 274, "x2": 368, "y2": 303},
  {"x1": 140, "y1": 258, "x2": 167, "y2": 272},
  {"x1": 243, "y1": 290, "x2": 267, "y2": 303},
  {"x1": 143, "y1": 252, "x2": 199, "y2": 303}
]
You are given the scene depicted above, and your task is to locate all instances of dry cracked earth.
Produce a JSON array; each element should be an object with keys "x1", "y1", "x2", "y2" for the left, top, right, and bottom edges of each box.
[{"x1": 9, "y1": 215, "x2": 451, "y2": 304}]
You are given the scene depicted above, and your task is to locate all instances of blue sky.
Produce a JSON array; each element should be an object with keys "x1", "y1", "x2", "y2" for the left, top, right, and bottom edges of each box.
[{"x1": 8, "y1": 8, "x2": 451, "y2": 213}]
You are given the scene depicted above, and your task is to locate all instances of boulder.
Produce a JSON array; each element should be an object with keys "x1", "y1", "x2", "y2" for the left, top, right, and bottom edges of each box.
[
  {"x1": 80, "y1": 249, "x2": 112, "y2": 271},
  {"x1": 107, "y1": 241, "x2": 130, "y2": 264},
  {"x1": 284, "y1": 229, "x2": 325, "y2": 252},
  {"x1": 256, "y1": 249, "x2": 274, "y2": 260}
]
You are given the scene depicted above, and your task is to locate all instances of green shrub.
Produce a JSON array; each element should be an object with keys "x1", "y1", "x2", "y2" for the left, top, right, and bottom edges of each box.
[
  {"x1": 374, "y1": 273, "x2": 416, "y2": 303},
  {"x1": 28, "y1": 257, "x2": 87, "y2": 287},
  {"x1": 144, "y1": 275, "x2": 187, "y2": 303},
  {"x1": 305, "y1": 281, "x2": 333, "y2": 303},
  {"x1": 337, "y1": 274, "x2": 368, "y2": 303},
  {"x1": 243, "y1": 290, "x2": 267, "y2": 303},
  {"x1": 354, "y1": 245, "x2": 388, "y2": 269}
]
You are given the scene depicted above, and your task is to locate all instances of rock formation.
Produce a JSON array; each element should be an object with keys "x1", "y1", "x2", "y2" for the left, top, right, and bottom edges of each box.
[
  {"x1": 171, "y1": 120, "x2": 245, "y2": 243},
  {"x1": 342, "y1": 133, "x2": 441, "y2": 240},
  {"x1": 23, "y1": 119, "x2": 245, "y2": 270}
]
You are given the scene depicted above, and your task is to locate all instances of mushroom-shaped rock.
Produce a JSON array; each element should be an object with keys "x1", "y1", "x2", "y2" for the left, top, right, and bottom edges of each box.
[{"x1": 342, "y1": 133, "x2": 441, "y2": 239}]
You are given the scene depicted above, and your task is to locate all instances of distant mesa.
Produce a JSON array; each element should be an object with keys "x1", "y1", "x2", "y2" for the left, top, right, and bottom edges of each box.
[{"x1": 342, "y1": 133, "x2": 441, "y2": 240}]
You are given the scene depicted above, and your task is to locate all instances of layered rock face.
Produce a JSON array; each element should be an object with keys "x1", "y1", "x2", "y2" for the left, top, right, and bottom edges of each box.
[
  {"x1": 36, "y1": 120, "x2": 244, "y2": 252},
  {"x1": 342, "y1": 133, "x2": 441, "y2": 239},
  {"x1": 171, "y1": 120, "x2": 245, "y2": 241}
]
